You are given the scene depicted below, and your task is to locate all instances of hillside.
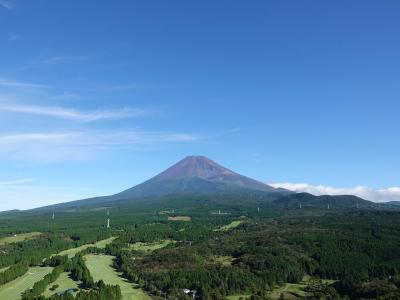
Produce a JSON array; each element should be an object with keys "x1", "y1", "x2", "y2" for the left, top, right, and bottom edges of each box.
[{"x1": 273, "y1": 192, "x2": 374, "y2": 210}]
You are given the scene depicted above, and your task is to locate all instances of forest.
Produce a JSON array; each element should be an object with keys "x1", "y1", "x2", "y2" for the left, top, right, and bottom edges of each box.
[{"x1": 0, "y1": 196, "x2": 399, "y2": 299}]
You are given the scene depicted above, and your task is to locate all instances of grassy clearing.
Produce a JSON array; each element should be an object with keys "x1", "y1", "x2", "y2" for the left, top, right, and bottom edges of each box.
[
  {"x1": 127, "y1": 240, "x2": 174, "y2": 252},
  {"x1": 0, "y1": 232, "x2": 42, "y2": 246},
  {"x1": 269, "y1": 282, "x2": 308, "y2": 299},
  {"x1": 0, "y1": 266, "x2": 53, "y2": 300},
  {"x1": 85, "y1": 254, "x2": 151, "y2": 300},
  {"x1": 43, "y1": 272, "x2": 80, "y2": 297},
  {"x1": 168, "y1": 216, "x2": 191, "y2": 221},
  {"x1": 0, "y1": 266, "x2": 9, "y2": 272},
  {"x1": 268, "y1": 277, "x2": 337, "y2": 299},
  {"x1": 158, "y1": 210, "x2": 175, "y2": 215},
  {"x1": 214, "y1": 255, "x2": 234, "y2": 266},
  {"x1": 56, "y1": 237, "x2": 116, "y2": 258},
  {"x1": 215, "y1": 220, "x2": 243, "y2": 231}
]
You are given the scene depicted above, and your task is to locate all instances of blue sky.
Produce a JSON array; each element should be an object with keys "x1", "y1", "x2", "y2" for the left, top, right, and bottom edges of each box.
[{"x1": 1, "y1": 0, "x2": 399, "y2": 210}]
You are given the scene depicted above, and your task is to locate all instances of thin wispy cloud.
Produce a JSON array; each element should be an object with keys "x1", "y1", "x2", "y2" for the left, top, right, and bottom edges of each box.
[
  {"x1": 40, "y1": 55, "x2": 89, "y2": 65},
  {"x1": 0, "y1": 75, "x2": 200, "y2": 163},
  {"x1": 269, "y1": 182, "x2": 400, "y2": 203},
  {"x1": 12, "y1": 51, "x2": 107, "y2": 72},
  {"x1": 8, "y1": 34, "x2": 19, "y2": 41},
  {"x1": 0, "y1": 178, "x2": 38, "y2": 186},
  {"x1": 0, "y1": 183, "x2": 97, "y2": 210},
  {"x1": 0, "y1": 131, "x2": 199, "y2": 146},
  {"x1": 0, "y1": 78, "x2": 46, "y2": 89},
  {"x1": 76, "y1": 83, "x2": 155, "y2": 93},
  {"x1": 0, "y1": 77, "x2": 147, "y2": 120},
  {"x1": 0, "y1": 0, "x2": 13, "y2": 9},
  {"x1": 52, "y1": 91, "x2": 81, "y2": 100},
  {"x1": 0, "y1": 103, "x2": 145, "y2": 122},
  {"x1": 0, "y1": 130, "x2": 202, "y2": 162}
]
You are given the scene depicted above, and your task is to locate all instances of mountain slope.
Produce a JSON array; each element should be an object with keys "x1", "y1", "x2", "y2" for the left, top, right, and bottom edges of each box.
[
  {"x1": 113, "y1": 155, "x2": 281, "y2": 200},
  {"x1": 44, "y1": 156, "x2": 289, "y2": 209},
  {"x1": 155, "y1": 156, "x2": 273, "y2": 190}
]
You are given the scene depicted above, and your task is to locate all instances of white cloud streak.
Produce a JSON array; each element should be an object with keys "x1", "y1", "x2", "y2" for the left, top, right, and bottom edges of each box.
[
  {"x1": 0, "y1": 131, "x2": 201, "y2": 162},
  {"x1": 0, "y1": 78, "x2": 46, "y2": 89},
  {"x1": 0, "y1": 103, "x2": 144, "y2": 122},
  {"x1": 8, "y1": 34, "x2": 19, "y2": 41},
  {"x1": 0, "y1": 0, "x2": 13, "y2": 9},
  {"x1": 0, "y1": 184, "x2": 96, "y2": 211},
  {"x1": 0, "y1": 178, "x2": 38, "y2": 186},
  {"x1": 40, "y1": 55, "x2": 88, "y2": 65},
  {"x1": 269, "y1": 182, "x2": 400, "y2": 203},
  {"x1": 51, "y1": 91, "x2": 81, "y2": 100}
]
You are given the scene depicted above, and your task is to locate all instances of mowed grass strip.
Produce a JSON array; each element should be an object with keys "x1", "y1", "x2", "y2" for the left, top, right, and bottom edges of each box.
[
  {"x1": 0, "y1": 232, "x2": 42, "y2": 246},
  {"x1": 42, "y1": 272, "x2": 80, "y2": 298},
  {"x1": 56, "y1": 237, "x2": 116, "y2": 258},
  {"x1": 168, "y1": 216, "x2": 191, "y2": 221},
  {"x1": 215, "y1": 220, "x2": 243, "y2": 231},
  {"x1": 85, "y1": 254, "x2": 151, "y2": 300},
  {"x1": 0, "y1": 266, "x2": 53, "y2": 300},
  {"x1": 127, "y1": 240, "x2": 175, "y2": 252}
]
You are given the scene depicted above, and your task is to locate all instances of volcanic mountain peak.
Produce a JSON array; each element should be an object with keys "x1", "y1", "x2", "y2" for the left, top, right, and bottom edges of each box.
[
  {"x1": 45, "y1": 155, "x2": 288, "y2": 209},
  {"x1": 156, "y1": 155, "x2": 236, "y2": 180},
  {"x1": 141, "y1": 155, "x2": 277, "y2": 193}
]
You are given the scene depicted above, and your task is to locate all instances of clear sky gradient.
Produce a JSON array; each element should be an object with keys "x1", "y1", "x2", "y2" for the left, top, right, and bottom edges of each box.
[{"x1": 1, "y1": 0, "x2": 399, "y2": 210}]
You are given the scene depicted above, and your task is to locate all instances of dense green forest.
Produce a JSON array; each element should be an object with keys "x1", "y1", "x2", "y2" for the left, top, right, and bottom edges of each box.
[{"x1": 0, "y1": 196, "x2": 399, "y2": 299}]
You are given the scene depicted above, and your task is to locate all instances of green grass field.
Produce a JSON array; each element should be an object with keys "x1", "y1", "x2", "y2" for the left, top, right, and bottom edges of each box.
[
  {"x1": 0, "y1": 232, "x2": 42, "y2": 246},
  {"x1": 56, "y1": 237, "x2": 116, "y2": 258},
  {"x1": 268, "y1": 277, "x2": 337, "y2": 299},
  {"x1": 0, "y1": 266, "x2": 53, "y2": 300},
  {"x1": 269, "y1": 282, "x2": 308, "y2": 299},
  {"x1": 85, "y1": 254, "x2": 151, "y2": 300},
  {"x1": 42, "y1": 272, "x2": 80, "y2": 297},
  {"x1": 214, "y1": 255, "x2": 234, "y2": 266},
  {"x1": 168, "y1": 216, "x2": 191, "y2": 221},
  {"x1": 216, "y1": 220, "x2": 243, "y2": 231},
  {"x1": 127, "y1": 240, "x2": 174, "y2": 252}
]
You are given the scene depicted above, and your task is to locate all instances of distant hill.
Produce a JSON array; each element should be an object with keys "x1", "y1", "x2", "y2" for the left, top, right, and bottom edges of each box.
[
  {"x1": 381, "y1": 201, "x2": 400, "y2": 207},
  {"x1": 42, "y1": 156, "x2": 290, "y2": 209},
  {"x1": 0, "y1": 209, "x2": 20, "y2": 215},
  {"x1": 273, "y1": 192, "x2": 374, "y2": 210}
]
